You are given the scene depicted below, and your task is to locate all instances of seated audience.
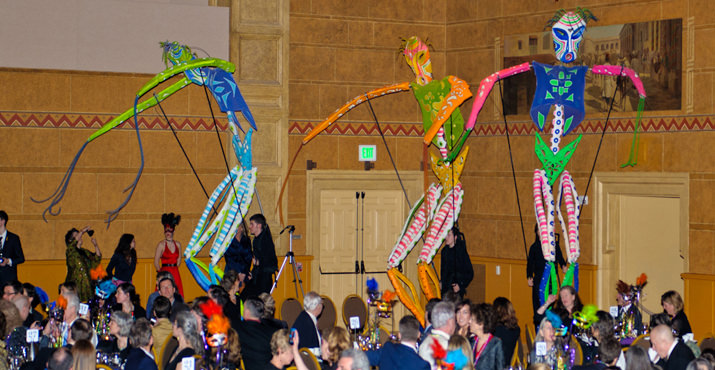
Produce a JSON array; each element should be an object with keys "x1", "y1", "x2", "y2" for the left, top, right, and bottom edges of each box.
[
  {"x1": 423, "y1": 298, "x2": 441, "y2": 338},
  {"x1": 112, "y1": 282, "x2": 146, "y2": 319},
  {"x1": 419, "y1": 301, "x2": 456, "y2": 370},
  {"x1": 687, "y1": 358, "x2": 713, "y2": 370},
  {"x1": 125, "y1": 318, "x2": 158, "y2": 370},
  {"x1": 260, "y1": 292, "x2": 288, "y2": 330},
  {"x1": 151, "y1": 296, "x2": 173, "y2": 353},
  {"x1": 47, "y1": 347, "x2": 73, "y2": 370},
  {"x1": 492, "y1": 297, "x2": 520, "y2": 366},
  {"x1": 267, "y1": 328, "x2": 310, "y2": 370},
  {"x1": 650, "y1": 324, "x2": 695, "y2": 370},
  {"x1": 448, "y1": 334, "x2": 475, "y2": 370},
  {"x1": 145, "y1": 271, "x2": 185, "y2": 319},
  {"x1": 165, "y1": 310, "x2": 204, "y2": 370},
  {"x1": 626, "y1": 346, "x2": 658, "y2": 370},
  {"x1": 530, "y1": 317, "x2": 558, "y2": 368},
  {"x1": 469, "y1": 303, "x2": 503, "y2": 370},
  {"x1": 573, "y1": 338, "x2": 621, "y2": 370},
  {"x1": 661, "y1": 290, "x2": 693, "y2": 339},
  {"x1": 322, "y1": 326, "x2": 352, "y2": 370},
  {"x1": 235, "y1": 297, "x2": 278, "y2": 370},
  {"x1": 338, "y1": 348, "x2": 370, "y2": 370},
  {"x1": 97, "y1": 311, "x2": 133, "y2": 364},
  {"x1": 292, "y1": 291, "x2": 324, "y2": 356},
  {"x1": 70, "y1": 339, "x2": 95, "y2": 370}
]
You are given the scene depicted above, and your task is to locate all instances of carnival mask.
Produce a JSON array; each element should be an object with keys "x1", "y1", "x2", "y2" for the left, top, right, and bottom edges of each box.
[
  {"x1": 402, "y1": 37, "x2": 432, "y2": 86},
  {"x1": 551, "y1": 12, "x2": 587, "y2": 63}
]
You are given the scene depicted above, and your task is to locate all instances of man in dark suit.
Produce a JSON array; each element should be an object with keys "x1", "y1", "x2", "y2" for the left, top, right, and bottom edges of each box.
[
  {"x1": 234, "y1": 298, "x2": 278, "y2": 370},
  {"x1": 125, "y1": 318, "x2": 158, "y2": 370},
  {"x1": 367, "y1": 315, "x2": 430, "y2": 370},
  {"x1": 651, "y1": 324, "x2": 695, "y2": 370},
  {"x1": 572, "y1": 338, "x2": 621, "y2": 370},
  {"x1": 0, "y1": 211, "x2": 24, "y2": 284},
  {"x1": 247, "y1": 213, "x2": 278, "y2": 295},
  {"x1": 291, "y1": 291, "x2": 323, "y2": 356}
]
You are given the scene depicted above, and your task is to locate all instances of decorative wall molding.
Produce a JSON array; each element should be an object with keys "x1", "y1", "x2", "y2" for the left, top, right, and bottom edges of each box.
[
  {"x1": 0, "y1": 111, "x2": 227, "y2": 131},
  {"x1": 289, "y1": 115, "x2": 715, "y2": 137}
]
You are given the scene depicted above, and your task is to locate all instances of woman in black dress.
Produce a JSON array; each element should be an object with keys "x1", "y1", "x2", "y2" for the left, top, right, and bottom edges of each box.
[
  {"x1": 166, "y1": 310, "x2": 204, "y2": 370},
  {"x1": 661, "y1": 290, "x2": 692, "y2": 339},
  {"x1": 492, "y1": 297, "x2": 520, "y2": 366}
]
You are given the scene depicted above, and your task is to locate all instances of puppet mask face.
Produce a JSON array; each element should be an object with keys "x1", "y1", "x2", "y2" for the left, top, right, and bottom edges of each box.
[
  {"x1": 551, "y1": 12, "x2": 587, "y2": 63},
  {"x1": 403, "y1": 37, "x2": 432, "y2": 86}
]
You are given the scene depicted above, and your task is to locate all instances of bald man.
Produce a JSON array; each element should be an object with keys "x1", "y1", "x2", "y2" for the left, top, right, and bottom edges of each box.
[{"x1": 650, "y1": 324, "x2": 694, "y2": 370}]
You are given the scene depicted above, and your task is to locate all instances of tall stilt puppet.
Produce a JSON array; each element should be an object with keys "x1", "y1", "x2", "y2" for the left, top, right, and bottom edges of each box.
[
  {"x1": 279, "y1": 37, "x2": 472, "y2": 325},
  {"x1": 465, "y1": 8, "x2": 646, "y2": 305}
]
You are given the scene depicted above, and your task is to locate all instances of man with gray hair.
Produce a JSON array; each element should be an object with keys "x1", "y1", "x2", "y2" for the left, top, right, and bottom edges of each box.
[
  {"x1": 125, "y1": 318, "x2": 158, "y2": 370},
  {"x1": 292, "y1": 291, "x2": 323, "y2": 356},
  {"x1": 338, "y1": 348, "x2": 370, "y2": 370},
  {"x1": 418, "y1": 301, "x2": 456, "y2": 370}
]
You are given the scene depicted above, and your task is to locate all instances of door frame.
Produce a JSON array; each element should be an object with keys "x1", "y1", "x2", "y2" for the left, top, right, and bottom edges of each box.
[
  {"x1": 306, "y1": 170, "x2": 424, "y2": 290},
  {"x1": 593, "y1": 172, "x2": 689, "y2": 308}
]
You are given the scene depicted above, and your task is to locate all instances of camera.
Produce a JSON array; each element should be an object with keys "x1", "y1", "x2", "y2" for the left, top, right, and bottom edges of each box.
[
  {"x1": 289, "y1": 328, "x2": 296, "y2": 345},
  {"x1": 87, "y1": 230, "x2": 94, "y2": 237}
]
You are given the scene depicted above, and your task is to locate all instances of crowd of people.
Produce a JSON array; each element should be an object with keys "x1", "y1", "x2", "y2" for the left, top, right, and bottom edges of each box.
[{"x1": 0, "y1": 209, "x2": 710, "y2": 370}]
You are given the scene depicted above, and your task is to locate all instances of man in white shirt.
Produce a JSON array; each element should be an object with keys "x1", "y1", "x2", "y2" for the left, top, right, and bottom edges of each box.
[
  {"x1": 650, "y1": 324, "x2": 694, "y2": 370},
  {"x1": 419, "y1": 301, "x2": 456, "y2": 370}
]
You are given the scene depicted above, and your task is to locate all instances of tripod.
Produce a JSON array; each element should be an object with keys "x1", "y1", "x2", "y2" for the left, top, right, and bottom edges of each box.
[{"x1": 271, "y1": 225, "x2": 304, "y2": 299}]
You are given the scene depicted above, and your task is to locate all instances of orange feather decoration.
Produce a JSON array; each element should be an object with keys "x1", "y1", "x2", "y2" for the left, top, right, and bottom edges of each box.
[
  {"x1": 90, "y1": 265, "x2": 107, "y2": 280},
  {"x1": 56, "y1": 295, "x2": 68, "y2": 310},
  {"x1": 201, "y1": 300, "x2": 230, "y2": 335},
  {"x1": 636, "y1": 273, "x2": 648, "y2": 287}
]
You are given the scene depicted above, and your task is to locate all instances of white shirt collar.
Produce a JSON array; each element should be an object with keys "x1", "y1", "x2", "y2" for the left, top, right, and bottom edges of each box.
[
  {"x1": 307, "y1": 311, "x2": 318, "y2": 326},
  {"x1": 0, "y1": 230, "x2": 6, "y2": 241},
  {"x1": 401, "y1": 342, "x2": 418, "y2": 353},
  {"x1": 141, "y1": 347, "x2": 155, "y2": 360},
  {"x1": 666, "y1": 339, "x2": 678, "y2": 359}
]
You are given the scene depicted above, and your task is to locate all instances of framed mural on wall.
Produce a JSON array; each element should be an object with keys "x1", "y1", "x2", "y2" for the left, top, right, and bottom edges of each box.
[{"x1": 502, "y1": 18, "x2": 682, "y2": 115}]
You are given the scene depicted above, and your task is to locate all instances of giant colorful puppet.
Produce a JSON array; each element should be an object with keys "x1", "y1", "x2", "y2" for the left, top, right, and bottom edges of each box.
[
  {"x1": 283, "y1": 36, "x2": 471, "y2": 324},
  {"x1": 465, "y1": 9, "x2": 646, "y2": 304},
  {"x1": 33, "y1": 41, "x2": 258, "y2": 291}
]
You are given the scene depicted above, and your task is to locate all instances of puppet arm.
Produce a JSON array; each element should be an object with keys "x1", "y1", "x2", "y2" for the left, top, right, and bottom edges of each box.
[
  {"x1": 422, "y1": 76, "x2": 473, "y2": 145},
  {"x1": 591, "y1": 65, "x2": 647, "y2": 167},
  {"x1": 302, "y1": 82, "x2": 411, "y2": 144},
  {"x1": 464, "y1": 62, "x2": 532, "y2": 131},
  {"x1": 88, "y1": 58, "x2": 235, "y2": 142},
  {"x1": 590, "y1": 65, "x2": 646, "y2": 98}
]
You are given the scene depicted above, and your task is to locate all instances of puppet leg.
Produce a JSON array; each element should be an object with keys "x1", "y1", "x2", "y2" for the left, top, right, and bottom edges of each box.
[
  {"x1": 387, "y1": 268, "x2": 425, "y2": 326},
  {"x1": 386, "y1": 184, "x2": 442, "y2": 268},
  {"x1": 533, "y1": 169, "x2": 558, "y2": 304},
  {"x1": 557, "y1": 170, "x2": 581, "y2": 289}
]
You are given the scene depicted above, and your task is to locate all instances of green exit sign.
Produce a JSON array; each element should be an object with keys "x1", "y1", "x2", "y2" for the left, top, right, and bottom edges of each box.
[{"x1": 358, "y1": 145, "x2": 376, "y2": 162}]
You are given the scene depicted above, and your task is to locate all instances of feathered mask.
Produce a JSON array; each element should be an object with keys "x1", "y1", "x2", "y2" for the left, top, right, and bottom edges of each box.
[
  {"x1": 162, "y1": 213, "x2": 181, "y2": 231},
  {"x1": 95, "y1": 279, "x2": 117, "y2": 299},
  {"x1": 201, "y1": 300, "x2": 230, "y2": 347},
  {"x1": 617, "y1": 273, "x2": 648, "y2": 301},
  {"x1": 572, "y1": 304, "x2": 598, "y2": 329},
  {"x1": 546, "y1": 310, "x2": 568, "y2": 336}
]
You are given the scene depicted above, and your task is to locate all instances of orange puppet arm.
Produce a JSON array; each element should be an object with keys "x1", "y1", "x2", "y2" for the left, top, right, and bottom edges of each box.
[
  {"x1": 418, "y1": 261, "x2": 441, "y2": 301},
  {"x1": 302, "y1": 82, "x2": 411, "y2": 144},
  {"x1": 388, "y1": 267, "x2": 425, "y2": 326},
  {"x1": 423, "y1": 76, "x2": 473, "y2": 145}
]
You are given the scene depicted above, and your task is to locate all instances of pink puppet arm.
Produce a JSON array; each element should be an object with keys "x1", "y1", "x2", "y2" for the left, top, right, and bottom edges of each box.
[
  {"x1": 465, "y1": 62, "x2": 532, "y2": 130},
  {"x1": 590, "y1": 65, "x2": 646, "y2": 98}
]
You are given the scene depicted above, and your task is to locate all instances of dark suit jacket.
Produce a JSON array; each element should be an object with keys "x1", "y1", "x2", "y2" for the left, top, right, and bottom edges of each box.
[
  {"x1": 234, "y1": 319, "x2": 277, "y2": 370},
  {"x1": 657, "y1": 340, "x2": 695, "y2": 370},
  {"x1": 0, "y1": 231, "x2": 24, "y2": 283},
  {"x1": 292, "y1": 310, "x2": 320, "y2": 349},
  {"x1": 125, "y1": 347, "x2": 158, "y2": 370},
  {"x1": 366, "y1": 341, "x2": 430, "y2": 370}
]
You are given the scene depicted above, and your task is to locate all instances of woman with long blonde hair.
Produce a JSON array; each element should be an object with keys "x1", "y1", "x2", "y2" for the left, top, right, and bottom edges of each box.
[{"x1": 71, "y1": 339, "x2": 96, "y2": 370}]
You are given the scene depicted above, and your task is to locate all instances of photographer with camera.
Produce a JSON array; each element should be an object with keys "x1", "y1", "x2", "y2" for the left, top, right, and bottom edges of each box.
[{"x1": 64, "y1": 226, "x2": 102, "y2": 302}]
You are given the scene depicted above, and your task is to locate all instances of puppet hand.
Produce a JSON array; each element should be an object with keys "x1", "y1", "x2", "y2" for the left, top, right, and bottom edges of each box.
[{"x1": 527, "y1": 277, "x2": 534, "y2": 287}]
